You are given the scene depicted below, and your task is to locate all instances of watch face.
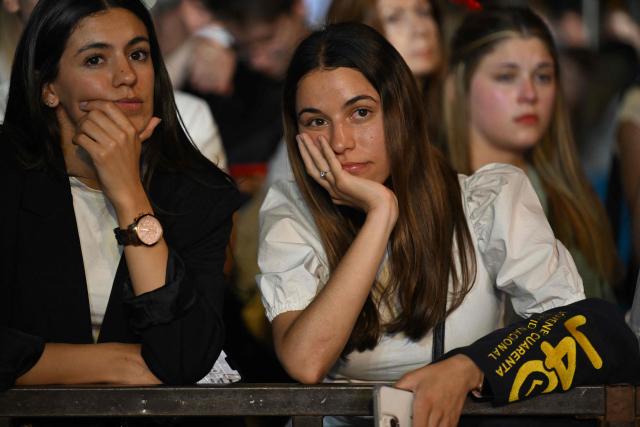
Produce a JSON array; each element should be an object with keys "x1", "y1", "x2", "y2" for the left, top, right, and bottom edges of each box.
[{"x1": 136, "y1": 214, "x2": 163, "y2": 246}]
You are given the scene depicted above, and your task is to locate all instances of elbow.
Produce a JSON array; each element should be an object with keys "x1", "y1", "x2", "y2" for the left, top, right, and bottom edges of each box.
[
  {"x1": 282, "y1": 358, "x2": 329, "y2": 384},
  {"x1": 292, "y1": 367, "x2": 326, "y2": 385}
]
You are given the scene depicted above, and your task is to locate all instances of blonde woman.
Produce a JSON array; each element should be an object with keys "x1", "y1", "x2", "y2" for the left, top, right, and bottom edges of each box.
[{"x1": 443, "y1": 7, "x2": 619, "y2": 301}]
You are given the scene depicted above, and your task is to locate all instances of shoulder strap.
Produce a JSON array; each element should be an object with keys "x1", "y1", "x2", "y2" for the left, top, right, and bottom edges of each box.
[{"x1": 432, "y1": 320, "x2": 445, "y2": 361}]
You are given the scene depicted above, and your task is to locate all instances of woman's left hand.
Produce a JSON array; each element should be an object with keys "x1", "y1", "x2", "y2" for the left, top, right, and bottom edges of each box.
[
  {"x1": 73, "y1": 100, "x2": 161, "y2": 212},
  {"x1": 394, "y1": 354, "x2": 483, "y2": 427}
]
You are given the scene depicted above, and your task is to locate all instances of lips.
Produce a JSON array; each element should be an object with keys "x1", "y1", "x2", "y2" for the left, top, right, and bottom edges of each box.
[
  {"x1": 341, "y1": 162, "x2": 370, "y2": 175},
  {"x1": 114, "y1": 98, "x2": 143, "y2": 112},
  {"x1": 514, "y1": 114, "x2": 539, "y2": 125}
]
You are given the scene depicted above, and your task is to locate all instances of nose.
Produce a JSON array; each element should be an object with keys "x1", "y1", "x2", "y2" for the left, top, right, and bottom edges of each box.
[
  {"x1": 329, "y1": 123, "x2": 355, "y2": 154},
  {"x1": 248, "y1": 47, "x2": 275, "y2": 76},
  {"x1": 113, "y1": 56, "x2": 137, "y2": 87},
  {"x1": 518, "y1": 77, "x2": 538, "y2": 103},
  {"x1": 410, "y1": 12, "x2": 429, "y2": 36}
]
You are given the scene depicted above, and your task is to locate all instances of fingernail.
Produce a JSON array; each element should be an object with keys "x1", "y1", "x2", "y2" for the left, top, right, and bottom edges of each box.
[{"x1": 79, "y1": 101, "x2": 88, "y2": 110}]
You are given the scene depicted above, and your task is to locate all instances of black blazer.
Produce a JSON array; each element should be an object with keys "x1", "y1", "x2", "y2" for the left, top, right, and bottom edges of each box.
[{"x1": 0, "y1": 147, "x2": 241, "y2": 390}]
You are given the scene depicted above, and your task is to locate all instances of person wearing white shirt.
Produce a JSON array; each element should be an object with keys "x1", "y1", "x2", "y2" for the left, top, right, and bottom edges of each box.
[{"x1": 257, "y1": 23, "x2": 584, "y2": 427}]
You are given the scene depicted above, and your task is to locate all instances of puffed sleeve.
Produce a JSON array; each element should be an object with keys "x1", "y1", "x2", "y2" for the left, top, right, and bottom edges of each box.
[
  {"x1": 257, "y1": 179, "x2": 330, "y2": 321},
  {"x1": 125, "y1": 170, "x2": 241, "y2": 385},
  {"x1": 461, "y1": 163, "x2": 585, "y2": 317}
]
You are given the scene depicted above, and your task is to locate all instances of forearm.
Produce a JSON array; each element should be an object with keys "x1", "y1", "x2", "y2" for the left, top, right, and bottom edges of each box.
[
  {"x1": 275, "y1": 206, "x2": 396, "y2": 382},
  {"x1": 115, "y1": 187, "x2": 169, "y2": 296},
  {"x1": 16, "y1": 343, "x2": 158, "y2": 386}
]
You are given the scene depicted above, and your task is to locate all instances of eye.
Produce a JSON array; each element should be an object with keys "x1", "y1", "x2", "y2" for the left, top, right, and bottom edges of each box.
[
  {"x1": 353, "y1": 108, "x2": 371, "y2": 119},
  {"x1": 494, "y1": 73, "x2": 516, "y2": 83},
  {"x1": 383, "y1": 11, "x2": 403, "y2": 24},
  {"x1": 304, "y1": 117, "x2": 327, "y2": 127},
  {"x1": 84, "y1": 55, "x2": 104, "y2": 67},
  {"x1": 130, "y1": 49, "x2": 149, "y2": 62},
  {"x1": 535, "y1": 72, "x2": 554, "y2": 84}
]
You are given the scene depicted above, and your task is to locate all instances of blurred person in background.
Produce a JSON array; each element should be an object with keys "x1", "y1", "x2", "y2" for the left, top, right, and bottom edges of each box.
[
  {"x1": 0, "y1": 0, "x2": 38, "y2": 118},
  {"x1": 443, "y1": 6, "x2": 620, "y2": 304},
  {"x1": 535, "y1": 0, "x2": 640, "y2": 305},
  {"x1": 615, "y1": 80, "x2": 640, "y2": 300},
  {"x1": 187, "y1": 0, "x2": 313, "y2": 400},
  {"x1": 326, "y1": 0, "x2": 445, "y2": 144}
]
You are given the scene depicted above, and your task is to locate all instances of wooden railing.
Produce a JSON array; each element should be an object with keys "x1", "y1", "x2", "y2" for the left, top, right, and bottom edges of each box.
[{"x1": 0, "y1": 384, "x2": 637, "y2": 426}]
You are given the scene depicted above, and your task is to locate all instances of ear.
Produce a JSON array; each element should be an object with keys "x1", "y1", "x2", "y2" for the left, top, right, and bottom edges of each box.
[
  {"x1": 2, "y1": 0, "x2": 20, "y2": 13},
  {"x1": 41, "y1": 82, "x2": 60, "y2": 108}
]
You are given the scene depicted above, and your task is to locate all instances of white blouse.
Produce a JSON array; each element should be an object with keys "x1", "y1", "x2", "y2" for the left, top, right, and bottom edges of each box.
[
  {"x1": 257, "y1": 163, "x2": 585, "y2": 382},
  {"x1": 70, "y1": 177, "x2": 122, "y2": 342}
]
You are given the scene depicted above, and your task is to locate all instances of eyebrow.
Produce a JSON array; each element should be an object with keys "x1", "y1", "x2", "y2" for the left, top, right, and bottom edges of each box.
[
  {"x1": 495, "y1": 61, "x2": 554, "y2": 69},
  {"x1": 75, "y1": 36, "x2": 150, "y2": 56},
  {"x1": 297, "y1": 94, "x2": 378, "y2": 118}
]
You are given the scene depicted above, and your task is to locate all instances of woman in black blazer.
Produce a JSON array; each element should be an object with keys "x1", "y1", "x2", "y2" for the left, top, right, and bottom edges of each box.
[{"x1": 0, "y1": 0, "x2": 240, "y2": 390}]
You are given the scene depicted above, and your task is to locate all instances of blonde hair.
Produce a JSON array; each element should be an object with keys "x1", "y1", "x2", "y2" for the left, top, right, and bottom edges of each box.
[{"x1": 444, "y1": 8, "x2": 619, "y2": 284}]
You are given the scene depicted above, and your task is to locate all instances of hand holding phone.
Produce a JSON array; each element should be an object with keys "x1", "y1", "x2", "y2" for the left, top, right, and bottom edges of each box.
[{"x1": 373, "y1": 385, "x2": 414, "y2": 427}]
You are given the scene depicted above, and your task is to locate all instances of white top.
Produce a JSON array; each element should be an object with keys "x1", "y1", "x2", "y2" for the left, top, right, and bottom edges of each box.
[
  {"x1": 257, "y1": 163, "x2": 585, "y2": 382},
  {"x1": 174, "y1": 90, "x2": 228, "y2": 170},
  {"x1": 70, "y1": 177, "x2": 122, "y2": 342}
]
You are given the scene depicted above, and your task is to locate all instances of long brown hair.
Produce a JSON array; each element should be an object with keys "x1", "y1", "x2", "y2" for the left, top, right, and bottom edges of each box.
[
  {"x1": 326, "y1": 0, "x2": 445, "y2": 146},
  {"x1": 444, "y1": 7, "x2": 618, "y2": 284},
  {"x1": 283, "y1": 23, "x2": 476, "y2": 353}
]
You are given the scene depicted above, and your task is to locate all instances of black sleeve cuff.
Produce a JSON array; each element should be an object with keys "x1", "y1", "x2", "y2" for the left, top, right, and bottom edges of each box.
[
  {"x1": 0, "y1": 328, "x2": 45, "y2": 391},
  {"x1": 122, "y1": 250, "x2": 196, "y2": 332},
  {"x1": 442, "y1": 299, "x2": 640, "y2": 405}
]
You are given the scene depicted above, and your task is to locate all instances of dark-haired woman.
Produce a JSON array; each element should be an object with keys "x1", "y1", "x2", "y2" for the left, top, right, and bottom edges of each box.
[
  {"x1": 1, "y1": 0, "x2": 239, "y2": 390},
  {"x1": 257, "y1": 23, "x2": 584, "y2": 426}
]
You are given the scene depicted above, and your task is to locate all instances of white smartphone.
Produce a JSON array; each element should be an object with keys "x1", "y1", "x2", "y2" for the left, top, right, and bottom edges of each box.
[{"x1": 373, "y1": 385, "x2": 414, "y2": 427}]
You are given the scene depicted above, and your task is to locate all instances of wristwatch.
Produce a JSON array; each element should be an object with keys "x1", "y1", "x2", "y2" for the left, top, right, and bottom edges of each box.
[{"x1": 114, "y1": 213, "x2": 163, "y2": 246}]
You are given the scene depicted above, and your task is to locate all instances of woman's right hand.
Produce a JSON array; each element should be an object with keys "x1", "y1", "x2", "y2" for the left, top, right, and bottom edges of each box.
[
  {"x1": 297, "y1": 133, "x2": 398, "y2": 221},
  {"x1": 73, "y1": 100, "x2": 160, "y2": 214}
]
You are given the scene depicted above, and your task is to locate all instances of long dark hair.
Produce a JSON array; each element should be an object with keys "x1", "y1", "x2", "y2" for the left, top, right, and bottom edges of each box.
[
  {"x1": 2, "y1": 0, "x2": 217, "y2": 187},
  {"x1": 283, "y1": 23, "x2": 476, "y2": 353},
  {"x1": 444, "y1": 7, "x2": 618, "y2": 285}
]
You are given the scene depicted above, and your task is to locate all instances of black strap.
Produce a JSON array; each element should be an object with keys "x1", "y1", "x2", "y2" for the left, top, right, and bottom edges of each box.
[{"x1": 432, "y1": 320, "x2": 445, "y2": 361}]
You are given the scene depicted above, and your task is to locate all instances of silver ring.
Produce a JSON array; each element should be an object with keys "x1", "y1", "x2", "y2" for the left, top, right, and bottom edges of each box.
[{"x1": 319, "y1": 170, "x2": 329, "y2": 178}]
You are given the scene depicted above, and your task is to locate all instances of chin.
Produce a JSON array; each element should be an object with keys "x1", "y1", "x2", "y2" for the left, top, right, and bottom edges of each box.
[
  {"x1": 411, "y1": 62, "x2": 438, "y2": 78},
  {"x1": 132, "y1": 116, "x2": 153, "y2": 134}
]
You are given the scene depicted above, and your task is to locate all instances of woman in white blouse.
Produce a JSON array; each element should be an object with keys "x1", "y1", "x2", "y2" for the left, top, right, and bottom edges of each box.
[{"x1": 257, "y1": 23, "x2": 584, "y2": 427}]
